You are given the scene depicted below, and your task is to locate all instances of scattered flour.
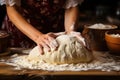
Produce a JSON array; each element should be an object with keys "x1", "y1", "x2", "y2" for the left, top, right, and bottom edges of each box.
[{"x1": 4, "y1": 51, "x2": 120, "y2": 72}]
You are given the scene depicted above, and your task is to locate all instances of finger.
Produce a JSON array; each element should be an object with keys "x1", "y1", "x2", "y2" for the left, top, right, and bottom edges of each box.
[
  {"x1": 76, "y1": 35, "x2": 86, "y2": 46},
  {"x1": 48, "y1": 34, "x2": 58, "y2": 48},
  {"x1": 48, "y1": 37, "x2": 58, "y2": 49},
  {"x1": 43, "y1": 38, "x2": 53, "y2": 50},
  {"x1": 41, "y1": 42, "x2": 51, "y2": 52},
  {"x1": 38, "y1": 44, "x2": 44, "y2": 55},
  {"x1": 71, "y1": 32, "x2": 81, "y2": 36}
]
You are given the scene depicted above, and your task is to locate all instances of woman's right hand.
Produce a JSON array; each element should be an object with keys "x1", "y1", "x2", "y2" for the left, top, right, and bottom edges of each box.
[{"x1": 36, "y1": 33, "x2": 59, "y2": 55}]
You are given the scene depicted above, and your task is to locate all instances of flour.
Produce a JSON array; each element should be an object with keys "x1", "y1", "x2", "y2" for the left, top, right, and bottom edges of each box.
[
  {"x1": 110, "y1": 34, "x2": 120, "y2": 37},
  {"x1": 88, "y1": 23, "x2": 117, "y2": 29},
  {"x1": 5, "y1": 51, "x2": 120, "y2": 72}
]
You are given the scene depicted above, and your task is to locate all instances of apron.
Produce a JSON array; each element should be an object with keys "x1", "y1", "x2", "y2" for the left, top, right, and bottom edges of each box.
[{"x1": 2, "y1": 0, "x2": 65, "y2": 48}]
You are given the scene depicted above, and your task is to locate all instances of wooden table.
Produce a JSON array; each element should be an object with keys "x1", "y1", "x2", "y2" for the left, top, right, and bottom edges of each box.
[
  {"x1": 0, "y1": 49, "x2": 120, "y2": 80},
  {"x1": 0, "y1": 62, "x2": 120, "y2": 80},
  {"x1": 0, "y1": 62, "x2": 120, "y2": 76}
]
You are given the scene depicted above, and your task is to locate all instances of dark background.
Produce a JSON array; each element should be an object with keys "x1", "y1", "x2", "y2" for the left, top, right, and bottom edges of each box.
[
  {"x1": 80, "y1": 0, "x2": 120, "y2": 13},
  {"x1": 80, "y1": 0, "x2": 119, "y2": 11},
  {"x1": 0, "y1": 5, "x2": 6, "y2": 27}
]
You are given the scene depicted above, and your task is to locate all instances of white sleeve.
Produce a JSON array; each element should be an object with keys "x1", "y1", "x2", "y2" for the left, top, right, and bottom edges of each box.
[
  {"x1": 0, "y1": 0, "x2": 20, "y2": 6},
  {"x1": 64, "y1": 0, "x2": 84, "y2": 9}
]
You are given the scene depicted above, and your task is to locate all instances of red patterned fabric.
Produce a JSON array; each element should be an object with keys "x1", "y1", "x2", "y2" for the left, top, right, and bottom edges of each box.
[{"x1": 2, "y1": 0, "x2": 66, "y2": 48}]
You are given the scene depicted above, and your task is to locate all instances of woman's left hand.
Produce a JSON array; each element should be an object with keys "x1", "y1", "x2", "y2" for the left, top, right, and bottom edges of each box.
[{"x1": 68, "y1": 31, "x2": 86, "y2": 46}]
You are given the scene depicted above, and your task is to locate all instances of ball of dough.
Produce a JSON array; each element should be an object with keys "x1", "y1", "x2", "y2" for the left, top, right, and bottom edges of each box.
[{"x1": 28, "y1": 35, "x2": 93, "y2": 64}]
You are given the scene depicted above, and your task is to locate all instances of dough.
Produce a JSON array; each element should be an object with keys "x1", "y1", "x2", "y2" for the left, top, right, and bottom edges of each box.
[{"x1": 28, "y1": 35, "x2": 93, "y2": 64}]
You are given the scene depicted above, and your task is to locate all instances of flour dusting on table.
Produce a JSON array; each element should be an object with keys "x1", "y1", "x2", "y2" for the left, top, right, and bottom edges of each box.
[{"x1": 4, "y1": 51, "x2": 120, "y2": 72}]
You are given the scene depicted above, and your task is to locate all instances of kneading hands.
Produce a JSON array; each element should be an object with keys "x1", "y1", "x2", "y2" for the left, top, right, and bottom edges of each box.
[{"x1": 6, "y1": 5, "x2": 85, "y2": 54}]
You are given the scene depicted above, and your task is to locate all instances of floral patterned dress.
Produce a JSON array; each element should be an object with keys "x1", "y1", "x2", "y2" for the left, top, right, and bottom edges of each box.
[{"x1": 0, "y1": 0, "x2": 83, "y2": 48}]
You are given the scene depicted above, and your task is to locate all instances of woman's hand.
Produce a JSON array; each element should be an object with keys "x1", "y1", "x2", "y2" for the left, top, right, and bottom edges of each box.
[
  {"x1": 36, "y1": 32, "x2": 66, "y2": 54},
  {"x1": 36, "y1": 33, "x2": 59, "y2": 55},
  {"x1": 68, "y1": 31, "x2": 86, "y2": 46}
]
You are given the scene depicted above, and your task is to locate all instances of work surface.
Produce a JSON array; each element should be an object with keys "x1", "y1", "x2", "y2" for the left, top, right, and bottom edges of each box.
[
  {"x1": 0, "y1": 62, "x2": 120, "y2": 76},
  {"x1": 0, "y1": 63, "x2": 120, "y2": 80},
  {"x1": 0, "y1": 47, "x2": 120, "y2": 80},
  {"x1": 0, "y1": 55, "x2": 120, "y2": 76}
]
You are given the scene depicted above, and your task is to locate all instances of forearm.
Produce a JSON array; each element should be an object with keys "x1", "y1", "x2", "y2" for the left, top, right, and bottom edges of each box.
[
  {"x1": 6, "y1": 6, "x2": 42, "y2": 43},
  {"x1": 65, "y1": 6, "x2": 79, "y2": 33}
]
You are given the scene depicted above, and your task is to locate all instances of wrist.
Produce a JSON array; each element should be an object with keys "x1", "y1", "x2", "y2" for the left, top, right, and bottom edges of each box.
[
  {"x1": 65, "y1": 23, "x2": 76, "y2": 34},
  {"x1": 33, "y1": 32, "x2": 43, "y2": 43}
]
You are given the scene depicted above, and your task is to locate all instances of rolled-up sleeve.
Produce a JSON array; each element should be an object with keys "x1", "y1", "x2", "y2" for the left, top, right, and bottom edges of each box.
[
  {"x1": 64, "y1": 0, "x2": 84, "y2": 9},
  {"x1": 0, "y1": 0, "x2": 16, "y2": 6}
]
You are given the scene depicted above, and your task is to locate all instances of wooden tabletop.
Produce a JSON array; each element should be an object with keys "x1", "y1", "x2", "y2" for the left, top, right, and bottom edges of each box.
[
  {"x1": 0, "y1": 62, "x2": 120, "y2": 76},
  {"x1": 0, "y1": 49, "x2": 120, "y2": 76}
]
